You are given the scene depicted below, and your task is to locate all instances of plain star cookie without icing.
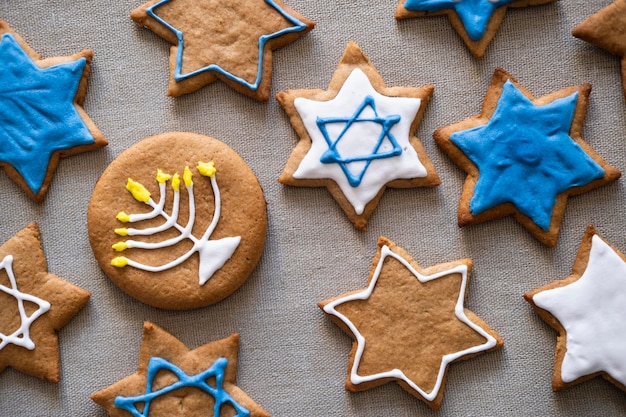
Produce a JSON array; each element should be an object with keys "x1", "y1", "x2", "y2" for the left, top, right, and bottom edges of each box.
[
  {"x1": 395, "y1": 0, "x2": 557, "y2": 58},
  {"x1": 434, "y1": 68, "x2": 620, "y2": 247},
  {"x1": 0, "y1": 20, "x2": 107, "y2": 203},
  {"x1": 91, "y1": 322, "x2": 270, "y2": 417},
  {"x1": 0, "y1": 223, "x2": 90, "y2": 382},
  {"x1": 278, "y1": 42, "x2": 440, "y2": 230},
  {"x1": 525, "y1": 226, "x2": 626, "y2": 393},
  {"x1": 573, "y1": 0, "x2": 626, "y2": 99},
  {"x1": 130, "y1": 0, "x2": 314, "y2": 100},
  {"x1": 318, "y1": 237, "x2": 503, "y2": 409}
]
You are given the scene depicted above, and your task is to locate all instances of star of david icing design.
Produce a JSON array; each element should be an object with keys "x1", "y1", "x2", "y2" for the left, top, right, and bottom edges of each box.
[
  {"x1": 395, "y1": 0, "x2": 557, "y2": 58},
  {"x1": 573, "y1": 0, "x2": 626, "y2": 99},
  {"x1": 0, "y1": 223, "x2": 90, "y2": 382},
  {"x1": 525, "y1": 226, "x2": 626, "y2": 392},
  {"x1": 91, "y1": 322, "x2": 270, "y2": 417},
  {"x1": 0, "y1": 21, "x2": 107, "y2": 202},
  {"x1": 278, "y1": 42, "x2": 440, "y2": 230},
  {"x1": 434, "y1": 68, "x2": 620, "y2": 247},
  {"x1": 130, "y1": 0, "x2": 314, "y2": 100},
  {"x1": 318, "y1": 237, "x2": 503, "y2": 409}
]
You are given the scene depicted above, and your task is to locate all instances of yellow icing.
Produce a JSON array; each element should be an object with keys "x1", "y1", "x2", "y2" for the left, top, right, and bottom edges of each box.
[
  {"x1": 111, "y1": 257, "x2": 129, "y2": 267},
  {"x1": 112, "y1": 241, "x2": 129, "y2": 251},
  {"x1": 183, "y1": 166, "x2": 193, "y2": 187},
  {"x1": 116, "y1": 211, "x2": 130, "y2": 223},
  {"x1": 114, "y1": 228, "x2": 129, "y2": 236},
  {"x1": 156, "y1": 169, "x2": 171, "y2": 184},
  {"x1": 197, "y1": 161, "x2": 216, "y2": 178},
  {"x1": 126, "y1": 178, "x2": 151, "y2": 203},
  {"x1": 171, "y1": 173, "x2": 180, "y2": 192}
]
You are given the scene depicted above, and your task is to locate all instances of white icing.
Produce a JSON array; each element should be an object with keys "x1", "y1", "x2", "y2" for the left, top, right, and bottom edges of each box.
[
  {"x1": 0, "y1": 255, "x2": 51, "y2": 351},
  {"x1": 323, "y1": 245, "x2": 498, "y2": 401},
  {"x1": 293, "y1": 68, "x2": 427, "y2": 215},
  {"x1": 532, "y1": 234, "x2": 626, "y2": 385},
  {"x1": 119, "y1": 169, "x2": 241, "y2": 286}
]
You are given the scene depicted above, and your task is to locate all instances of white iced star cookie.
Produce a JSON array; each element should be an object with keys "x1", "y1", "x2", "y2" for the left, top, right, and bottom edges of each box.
[
  {"x1": 278, "y1": 42, "x2": 440, "y2": 230},
  {"x1": 525, "y1": 226, "x2": 626, "y2": 392}
]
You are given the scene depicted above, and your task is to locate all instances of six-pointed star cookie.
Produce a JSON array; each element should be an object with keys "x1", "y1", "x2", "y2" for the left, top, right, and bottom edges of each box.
[
  {"x1": 91, "y1": 322, "x2": 269, "y2": 417},
  {"x1": 0, "y1": 223, "x2": 90, "y2": 382},
  {"x1": 0, "y1": 20, "x2": 107, "y2": 203},
  {"x1": 395, "y1": 0, "x2": 557, "y2": 58},
  {"x1": 525, "y1": 226, "x2": 626, "y2": 393},
  {"x1": 573, "y1": 0, "x2": 626, "y2": 99},
  {"x1": 434, "y1": 68, "x2": 620, "y2": 247},
  {"x1": 278, "y1": 42, "x2": 440, "y2": 230},
  {"x1": 130, "y1": 0, "x2": 314, "y2": 100},
  {"x1": 318, "y1": 237, "x2": 503, "y2": 409}
]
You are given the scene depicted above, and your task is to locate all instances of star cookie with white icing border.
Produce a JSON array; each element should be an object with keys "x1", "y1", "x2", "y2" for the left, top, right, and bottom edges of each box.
[
  {"x1": 278, "y1": 42, "x2": 440, "y2": 230},
  {"x1": 573, "y1": 0, "x2": 626, "y2": 99},
  {"x1": 434, "y1": 68, "x2": 620, "y2": 247},
  {"x1": 91, "y1": 321, "x2": 270, "y2": 417},
  {"x1": 318, "y1": 237, "x2": 503, "y2": 409},
  {"x1": 525, "y1": 226, "x2": 626, "y2": 392},
  {"x1": 0, "y1": 223, "x2": 90, "y2": 382}
]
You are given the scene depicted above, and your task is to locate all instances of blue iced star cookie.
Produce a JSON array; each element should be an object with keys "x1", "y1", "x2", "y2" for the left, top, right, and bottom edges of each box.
[
  {"x1": 0, "y1": 23, "x2": 107, "y2": 202},
  {"x1": 434, "y1": 69, "x2": 620, "y2": 246},
  {"x1": 131, "y1": 0, "x2": 314, "y2": 100},
  {"x1": 396, "y1": 0, "x2": 558, "y2": 58}
]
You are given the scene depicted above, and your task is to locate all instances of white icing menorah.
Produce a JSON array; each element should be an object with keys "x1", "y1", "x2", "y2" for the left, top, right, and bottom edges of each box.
[{"x1": 111, "y1": 161, "x2": 240, "y2": 286}]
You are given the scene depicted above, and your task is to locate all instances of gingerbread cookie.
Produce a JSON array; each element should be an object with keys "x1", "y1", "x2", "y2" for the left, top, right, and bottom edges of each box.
[
  {"x1": 0, "y1": 20, "x2": 107, "y2": 202},
  {"x1": 0, "y1": 223, "x2": 90, "y2": 382},
  {"x1": 130, "y1": 0, "x2": 314, "y2": 100},
  {"x1": 395, "y1": 0, "x2": 557, "y2": 59},
  {"x1": 434, "y1": 68, "x2": 620, "y2": 247},
  {"x1": 573, "y1": 0, "x2": 626, "y2": 99},
  {"x1": 318, "y1": 237, "x2": 503, "y2": 409},
  {"x1": 524, "y1": 226, "x2": 626, "y2": 393},
  {"x1": 277, "y1": 42, "x2": 440, "y2": 230},
  {"x1": 91, "y1": 321, "x2": 270, "y2": 417},
  {"x1": 87, "y1": 132, "x2": 267, "y2": 309}
]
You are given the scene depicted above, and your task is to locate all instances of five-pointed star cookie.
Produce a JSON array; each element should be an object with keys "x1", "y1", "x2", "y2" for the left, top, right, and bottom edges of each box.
[
  {"x1": 395, "y1": 0, "x2": 557, "y2": 58},
  {"x1": 573, "y1": 0, "x2": 626, "y2": 99},
  {"x1": 278, "y1": 42, "x2": 440, "y2": 230},
  {"x1": 525, "y1": 226, "x2": 626, "y2": 393},
  {"x1": 91, "y1": 322, "x2": 270, "y2": 417},
  {"x1": 130, "y1": 0, "x2": 314, "y2": 100},
  {"x1": 318, "y1": 237, "x2": 503, "y2": 409},
  {"x1": 434, "y1": 68, "x2": 620, "y2": 247},
  {"x1": 0, "y1": 20, "x2": 107, "y2": 203},
  {"x1": 0, "y1": 223, "x2": 90, "y2": 382}
]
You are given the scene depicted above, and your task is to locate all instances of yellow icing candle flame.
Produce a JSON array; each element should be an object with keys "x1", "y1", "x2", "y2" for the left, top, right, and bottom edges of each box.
[
  {"x1": 156, "y1": 169, "x2": 171, "y2": 184},
  {"x1": 183, "y1": 166, "x2": 193, "y2": 187},
  {"x1": 171, "y1": 173, "x2": 180, "y2": 192},
  {"x1": 114, "y1": 228, "x2": 128, "y2": 236},
  {"x1": 126, "y1": 178, "x2": 151, "y2": 203},
  {"x1": 197, "y1": 161, "x2": 216, "y2": 178},
  {"x1": 112, "y1": 241, "x2": 129, "y2": 251},
  {"x1": 116, "y1": 211, "x2": 130, "y2": 223},
  {"x1": 111, "y1": 257, "x2": 129, "y2": 267}
]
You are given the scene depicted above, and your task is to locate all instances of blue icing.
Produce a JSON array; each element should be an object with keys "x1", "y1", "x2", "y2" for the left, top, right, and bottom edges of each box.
[
  {"x1": 114, "y1": 357, "x2": 250, "y2": 417},
  {"x1": 146, "y1": 0, "x2": 308, "y2": 90},
  {"x1": 0, "y1": 33, "x2": 95, "y2": 194},
  {"x1": 404, "y1": 0, "x2": 515, "y2": 41},
  {"x1": 317, "y1": 96, "x2": 402, "y2": 187},
  {"x1": 450, "y1": 80, "x2": 605, "y2": 231}
]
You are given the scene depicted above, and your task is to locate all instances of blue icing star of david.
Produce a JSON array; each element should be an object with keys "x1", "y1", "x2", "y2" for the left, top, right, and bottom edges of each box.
[
  {"x1": 316, "y1": 96, "x2": 403, "y2": 187},
  {"x1": 114, "y1": 357, "x2": 249, "y2": 417}
]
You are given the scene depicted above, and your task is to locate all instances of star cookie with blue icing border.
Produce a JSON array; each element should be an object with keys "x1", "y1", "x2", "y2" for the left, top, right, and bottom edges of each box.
[
  {"x1": 525, "y1": 226, "x2": 626, "y2": 393},
  {"x1": 318, "y1": 237, "x2": 503, "y2": 409},
  {"x1": 573, "y1": 0, "x2": 626, "y2": 99},
  {"x1": 277, "y1": 42, "x2": 440, "y2": 230},
  {"x1": 434, "y1": 68, "x2": 620, "y2": 247},
  {"x1": 130, "y1": 0, "x2": 314, "y2": 100},
  {"x1": 395, "y1": 0, "x2": 558, "y2": 59},
  {"x1": 0, "y1": 20, "x2": 107, "y2": 203},
  {"x1": 0, "y1": 222, "x2": 90, "y2": 382},
  {"x1": 91, "y1": 322, "x2": 270, "y2": 417}
]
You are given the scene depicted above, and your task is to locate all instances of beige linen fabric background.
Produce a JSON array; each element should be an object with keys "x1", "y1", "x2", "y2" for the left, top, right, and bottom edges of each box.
[{"x1": 0, "y1": 0, "x2": 625, "y2": 415}]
